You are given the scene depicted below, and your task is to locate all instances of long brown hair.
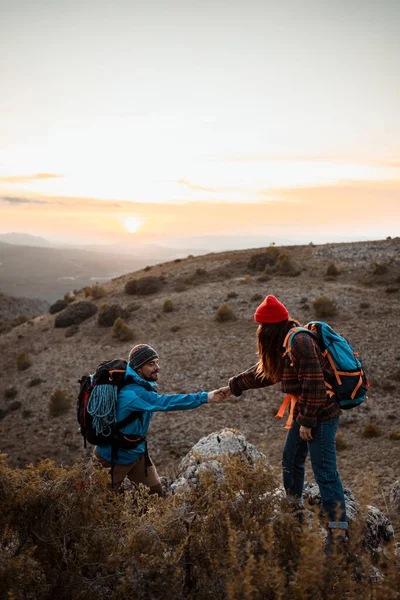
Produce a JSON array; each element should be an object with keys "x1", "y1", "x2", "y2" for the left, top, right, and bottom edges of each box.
[{"x1": 256, "y1": 318, "x2": 301, "y2": 382}]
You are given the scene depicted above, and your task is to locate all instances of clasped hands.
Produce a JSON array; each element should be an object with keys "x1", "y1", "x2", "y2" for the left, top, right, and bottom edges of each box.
[{"x1": 207, "y1": 386, "x2": 232, "y2": 404}]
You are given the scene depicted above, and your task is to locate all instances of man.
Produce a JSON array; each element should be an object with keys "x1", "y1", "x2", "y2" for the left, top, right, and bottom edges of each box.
[{"x1": 94, "y1": 343, "x2": 225, "y2": 494}]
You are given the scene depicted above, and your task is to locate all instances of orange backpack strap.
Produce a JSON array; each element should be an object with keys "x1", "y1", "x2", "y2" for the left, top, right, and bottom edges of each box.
[
  {"x1": 282, "y1": 327, "x2": 304, "y2": 365},
  {"x1": 276, "y1": 394, "x2": 299, "y2": 429}
]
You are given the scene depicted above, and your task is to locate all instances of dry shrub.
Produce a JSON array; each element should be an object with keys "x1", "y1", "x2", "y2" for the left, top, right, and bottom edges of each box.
[
  {"x1": 49, "y1": 299, "x2": 68, "y2": 314},
  {"x1": 97, "y1": 304, "x2": 127, "y2": 327},
  {"x1": 275, "y1": 252, "x2": 301, "y2": 276},
  {"x1": 388, "y1": 432, "x2": 400, "y2": 440},
  {"x1": 312, "y1": 296, "x2": 337, "y2": 318},
  {"x1": 125, "y1": 276, "x2": 162, "y2": 296},
  {"x1": 0, "y1": 320, "x2": 12, "y2": 334},
  {"x1": 0, "y1": 455, "x2": 398, "y2": 600},
  {"x1": 372, "y1": 261, "x2": 388, "y2": 275},
  {"x1": 4, "y1": 386, "x2": 17, "y2": 399},
  {"x1": 362, "y1": 423, "x2": 382, "y2": 438},
  {"x1": 248, "y1": 247, "x2": 280, "y2": 271},
  {"x1": 359, "y1": 301, "x2": 370, "y2": 309},
  {"x1": 84, "y1": 284, "x2": 107, "y2": 299},
  {"x1": 163, "y1": 299, "x2": 174, "y2": 313},
  {"x1": 239, "y1": 274, "x2": 251, "y2": 284},
  {"x1": 54, "y1": 301, "x2": 98, "y2": 328},
  {"x1": 12, "y1": 314, "x2": 29, "y2": 327},
  {"x1": 113, "y1": 317, "x2": 134, "y2": 341},
  {"x1": 335, "y1": 433, "x2": 348, "y2": 451},
  {"x1": 215, "y1": 303, "x2": 235, "y2": 322},
  {"x1": 48, "y1": 388, "x2": 72, "y2": 416},
  {"x1": 174, "y1": 279, "x2": 188, "y2": 292},
  {"x1": 28, "y1": 378, "x2": 43, "y2": 387},
  {"x1": 386, "y1": 286, "x2": 399, "y2": 294},
  {"x1": 251, "y1": 293, "x2": 263, "y2": 302},
  {"x1": 326, "y1": 262, "x2": 340, "y2": 277},
  {"x1": 16, "y1": 352, "x2": 32, "y2": 371}
]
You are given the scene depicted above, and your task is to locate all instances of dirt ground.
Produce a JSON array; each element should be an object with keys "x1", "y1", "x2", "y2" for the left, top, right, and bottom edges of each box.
[{"x1": 1, "y1": 238, "x2": 399, "y2": 511}]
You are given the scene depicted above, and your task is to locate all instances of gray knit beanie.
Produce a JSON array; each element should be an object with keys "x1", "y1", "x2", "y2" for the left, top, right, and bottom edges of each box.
[{"x1": 128, "y1": 344, "x2": 159, "y2": 371}]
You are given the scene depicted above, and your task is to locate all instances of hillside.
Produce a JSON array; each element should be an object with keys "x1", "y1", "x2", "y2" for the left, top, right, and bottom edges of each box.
[
  {"x1": 0, "y1": 237, "x2": 399, "y2": 510},
  {"x1": 0, "y1": 241, "x2": 149, "y2": 301},
  {"x1": 0, "y1": 292, "x2": 49, "y2": 321}
]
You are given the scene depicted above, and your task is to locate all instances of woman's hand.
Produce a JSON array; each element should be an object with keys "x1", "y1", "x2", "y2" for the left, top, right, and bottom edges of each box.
[{"x1": 299, "y1": 426, "x2": 313, "y2": 441}]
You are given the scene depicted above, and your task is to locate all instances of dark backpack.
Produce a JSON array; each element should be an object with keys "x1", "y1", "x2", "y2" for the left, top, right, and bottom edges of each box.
[
  {"x1": 283, "y1": 321, "x2": 369, "y2": 409},
  {"x1": 77, "y1": 358, "x2": 145, "y2": 450}
]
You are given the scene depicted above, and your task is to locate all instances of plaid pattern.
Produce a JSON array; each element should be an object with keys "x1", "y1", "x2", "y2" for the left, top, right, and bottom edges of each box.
[{"x1": 229, "y1": 331, "x2": 341, "y2": 428}]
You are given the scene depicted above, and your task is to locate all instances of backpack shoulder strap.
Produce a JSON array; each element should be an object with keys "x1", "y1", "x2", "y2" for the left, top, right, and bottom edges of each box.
[
  {"x1": 114, "y1": 410, "x2": 143, "y2": 430},
  {"x1": 282, "y1": 326, "x2": 317, "y2": 364}
]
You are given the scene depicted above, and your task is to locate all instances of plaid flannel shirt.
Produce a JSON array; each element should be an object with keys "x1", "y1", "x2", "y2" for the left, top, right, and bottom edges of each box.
[{"x1": 228, "y1": 330, "x2": 341, "y2": 428}]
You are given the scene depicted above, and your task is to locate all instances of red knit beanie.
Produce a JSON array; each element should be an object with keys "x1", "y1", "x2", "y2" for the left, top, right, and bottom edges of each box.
[{"x1": 254, "y1": 295, "x2": 289, "y2": 324}]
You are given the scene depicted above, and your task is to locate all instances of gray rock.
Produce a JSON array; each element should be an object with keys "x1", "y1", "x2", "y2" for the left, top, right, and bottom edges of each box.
[
  {"x1": 365, "y1": 505, "x2": 394, "y2": 551},
  {"x1": 175, "y1": 428, "x2": 268, "y2": 489}
]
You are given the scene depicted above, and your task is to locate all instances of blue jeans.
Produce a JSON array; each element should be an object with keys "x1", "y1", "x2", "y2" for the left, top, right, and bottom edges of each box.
[{"x1": 282, "y1": 418, "x2": 348, "y2": 530}]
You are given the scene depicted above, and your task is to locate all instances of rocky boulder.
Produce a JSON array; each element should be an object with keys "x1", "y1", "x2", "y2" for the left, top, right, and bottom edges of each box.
[{"x1": 171, "y1": 428, "x2": 269, "y2": 494}]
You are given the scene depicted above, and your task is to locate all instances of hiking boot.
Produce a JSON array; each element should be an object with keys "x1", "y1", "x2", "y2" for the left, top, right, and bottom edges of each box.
[{"x1": 324, "y1": 528, "x2": 349, "y2": 554}]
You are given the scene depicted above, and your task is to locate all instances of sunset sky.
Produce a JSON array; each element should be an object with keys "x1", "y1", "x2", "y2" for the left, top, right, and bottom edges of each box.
[{"x1": 0, "y1": 0, "x2": 399, "y2": 248}]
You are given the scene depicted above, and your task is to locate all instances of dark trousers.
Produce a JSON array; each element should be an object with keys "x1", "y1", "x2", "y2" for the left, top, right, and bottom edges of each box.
[{"x1": 282, "y1": 418, "x2": 348, "y2": 529}]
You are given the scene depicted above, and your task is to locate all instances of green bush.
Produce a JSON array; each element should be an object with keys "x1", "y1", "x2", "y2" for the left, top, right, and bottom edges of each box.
[
  {"x1": 54, "y1": 301, "x2": 98, "y2": 328},
  {"x1": 49, "y1": 299, "x2": 68, "y2": 314},
  {"x1": 124, "y1": 276, "x2": 162, "y2": 296},
  {"x1": 112, "y1": 317, "x2": 134, "y2": 341},
  {"x1": 215, "y1": 303, "x2": 235, "y2": 322},
  {"x1": 361, "y1": 423, "x2": 382, "y2": 438},
  {"x1": 312, "y1": 296, "x2": 337, "y2": 318},
  {"x1": 16, "y1": 352, "x2": 32, "y2": 371},
  {"x1": 48, "y1": 388, "x2": 72, "y2": 416}
]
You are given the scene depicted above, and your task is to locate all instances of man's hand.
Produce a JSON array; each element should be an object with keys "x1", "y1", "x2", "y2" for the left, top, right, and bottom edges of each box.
[
  {"x1": 217, "y1": 386, "x2": 232, "y2": 400},
  {"x1": 299, "y1": 426, "x2": 313, "y2": 441},
  {"x1": 208, "y1": 389, "x2": 229, "y2": 403}
]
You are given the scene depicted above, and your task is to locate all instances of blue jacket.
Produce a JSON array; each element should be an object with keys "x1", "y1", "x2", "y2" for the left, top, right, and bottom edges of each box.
[{"x1": 95, "y1": 363, "x2": 208, "y2": 464}]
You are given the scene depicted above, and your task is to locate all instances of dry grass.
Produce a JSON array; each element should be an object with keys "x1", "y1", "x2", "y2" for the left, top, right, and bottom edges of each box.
[
  {"x1": 48, "y1": 388, "x2": 72, "y2": 416},
  {"x1": 112, "y1": 317, "x2": 134, "y2": 341},
  {"x1": 313, "y1": 296, "x2": 337, "y2": 318},
  {"x1": 215, "y1": 303, "x2": 235, "y2": 322},
  {"x1": 16, "y1": 352, "x2": 32, "y2": 371},
  {"x1": 0, "y1": 455, "x2": 398, "y2": 600}
]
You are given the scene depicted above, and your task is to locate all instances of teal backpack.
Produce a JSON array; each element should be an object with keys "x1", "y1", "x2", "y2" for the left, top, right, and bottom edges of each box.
[{"x1": 283, "y1": 321, "x2": 369, "y2": 410}]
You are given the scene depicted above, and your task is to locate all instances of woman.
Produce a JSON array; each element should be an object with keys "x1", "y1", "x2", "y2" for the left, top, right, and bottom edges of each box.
[{"x1": 224, "y1": 295, "x2": 348, "y2": 541}]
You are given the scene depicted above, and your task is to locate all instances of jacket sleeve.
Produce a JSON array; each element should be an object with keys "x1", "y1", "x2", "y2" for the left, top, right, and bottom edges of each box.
[
  {"x1": 290, "y1": 333, "x2": 328, "y2": 428},
  {"x1": 229, "y1": 364, "x2": 273, "y2": 397},
  {"x1": 125, "y1": 387, "x2": 208, "y2": 412}
]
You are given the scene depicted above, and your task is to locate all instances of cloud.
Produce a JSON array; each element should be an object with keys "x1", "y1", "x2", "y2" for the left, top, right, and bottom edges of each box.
[
  {"x1": 0, "y1": 196, "x2": 47, "y2": 204},
  {"x1": 0, "y1": 173, "x2": 63, "y2": 184},
  {"x1": 176, "y1": 179, "x2": 216, "y2": 193}
]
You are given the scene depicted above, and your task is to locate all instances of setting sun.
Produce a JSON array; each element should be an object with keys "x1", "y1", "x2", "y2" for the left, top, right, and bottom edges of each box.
[{"x1": 124, "y1": 216, "x2": 143, "y2": 233}]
